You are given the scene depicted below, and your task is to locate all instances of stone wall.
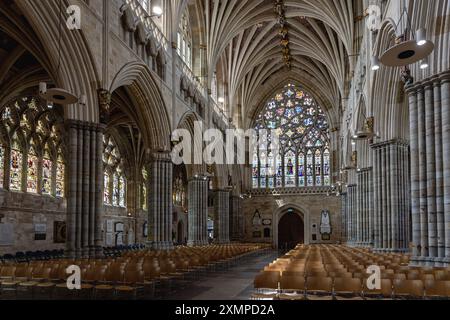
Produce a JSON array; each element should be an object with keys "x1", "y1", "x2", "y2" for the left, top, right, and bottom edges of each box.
[
  {"x1": 242, "y1": 193, "x2": 341, "y2": 247},
  {"x1": 0, "y1": 190, "x2": 66, "y2": 255}
]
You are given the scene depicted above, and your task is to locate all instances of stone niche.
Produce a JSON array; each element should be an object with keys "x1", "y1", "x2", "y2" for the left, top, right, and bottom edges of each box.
[{"x1": 242, "y1": 193, "x2": 341, "y2": 247}]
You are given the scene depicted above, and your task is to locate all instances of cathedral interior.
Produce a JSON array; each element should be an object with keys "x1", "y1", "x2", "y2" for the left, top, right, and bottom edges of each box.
[{"x1": 1, "y1": 0, "x2": 450, "y2": 303}]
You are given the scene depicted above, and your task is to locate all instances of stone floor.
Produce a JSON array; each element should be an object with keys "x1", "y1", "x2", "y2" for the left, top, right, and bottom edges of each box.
[{"x1": 171, "y1": 251, "x2": 280, "y2": 300}]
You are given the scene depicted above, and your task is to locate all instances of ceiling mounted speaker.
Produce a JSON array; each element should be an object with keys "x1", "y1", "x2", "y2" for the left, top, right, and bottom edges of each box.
[
  {"x1": 380, "y1": 40, "x2": 434, "y2": 67},
  {"x1": 40, "y1": 88, "x2": 79, "y2": 105}
]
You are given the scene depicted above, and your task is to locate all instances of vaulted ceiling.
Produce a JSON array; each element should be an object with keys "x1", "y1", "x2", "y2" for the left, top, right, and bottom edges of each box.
[{"x1": 184, "y1": 0, "x2": 360, "y2": 129}]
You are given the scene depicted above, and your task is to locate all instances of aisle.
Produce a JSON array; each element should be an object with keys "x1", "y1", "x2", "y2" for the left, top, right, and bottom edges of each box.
[{"x1": 172, "y1": 251, "x2": 280, "y2": 300}]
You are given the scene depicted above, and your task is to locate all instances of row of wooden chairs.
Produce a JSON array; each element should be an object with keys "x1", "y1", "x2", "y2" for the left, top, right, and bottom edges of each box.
[
  {"x1": 0, "y1": 244, "x2": 267, "y2": 300},
  {"x1": 253, "y1": 245, "x2": 450, "y2": 300}
]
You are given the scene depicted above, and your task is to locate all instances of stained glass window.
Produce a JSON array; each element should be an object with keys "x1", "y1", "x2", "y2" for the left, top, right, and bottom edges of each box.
[
  {"x1": 113, "y1": 173, "x2": 120, "y2": 206},
  {"x1": 104, "y1": 172, "x2": 111, "y2": 204},
  {"x1": 142, "y1": 168, "x2": 148, "y2": 210},
  {"x1": 252, "y1": 150, "x2": 259, "y2": 189},
  {"x1": 42, "y1": 153, "x2": 52, "y2": 195},
  {"x1": 0, "y1": 145, "x2": 4, "y2": 188},
  {"x1": 324, "y1": 149, "x2": 331, "y2": 186},
  {"x1": 10, "y1": 140, "x2": 22, "y2": 191},
  {"x1": 284, "y1": 150, "x2": 296, "y2": 187},
  {"x1": 26, "y1": 146, "x2": 38, "y2": 193},
  {"x1": 118, "y1": 175, "x2": 126, "y2": 207},
  {"x1": 253, "y1": 84, "x2": 331, "y2": 189},
  {"x1": 56, "y1": 156, "x2": 65, "y2": 197}
]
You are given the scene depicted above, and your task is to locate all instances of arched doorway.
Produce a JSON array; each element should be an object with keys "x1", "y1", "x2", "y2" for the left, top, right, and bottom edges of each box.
[
  {"x1": 278, "y1": 210, "x2": 305, "y2": 250},
  {"x1": 177, "y1": 221, "x2": 184, "y2": 245}
]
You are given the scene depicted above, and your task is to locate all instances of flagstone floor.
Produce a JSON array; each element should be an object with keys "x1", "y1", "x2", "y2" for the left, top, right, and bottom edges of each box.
[{"x1": 171, "y1": 251, "x2": 280, "y2": 300}]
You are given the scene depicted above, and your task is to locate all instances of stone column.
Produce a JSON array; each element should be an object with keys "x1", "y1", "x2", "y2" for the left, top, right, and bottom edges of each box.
[
  {"x1": 441, "y1": 74, "x2": 450, "y2": 263},
  {"x1": 231, "y1": 195, "x2": 243, "y2": 241},
  {"x1": 214, "y1": 189, "x2": 230, "y2": 244},
  {"x1": 66, "y1": 120, "x2": 105, "y2": 258},
  {"x1": 147, "y1": 151, "x2": 173, "y2": 250},
  {"x1": 407, "y1": 84, "x2": 421, "y2": 258},
  {"x1": 372, "y1": 140, "x2": 410, "y2": 252},
  {"x1": 187, "y1": 175, "x2": 208, "y2": 246},
  {"x1": 425, "y1": 83, "x2": 438, "y2": 257},
  {"x1": 406, "y1": 72, "x2": 450, "y2": 265},
  {"x1": 347, "y1": 184, "x2": 357, "y2": 245},
  {"x1": 341, "y1": 193, "x2": 347, "y2": 243}
]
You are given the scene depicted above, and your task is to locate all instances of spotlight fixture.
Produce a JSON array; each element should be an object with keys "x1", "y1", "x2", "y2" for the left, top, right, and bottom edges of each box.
[
  {"x1": 152, "y1": 6, "x2": 163, "y2": 16},
  {"x1": 371, "y1": 56, "x2": 380, "y2": 71},
  {"x1": 416, "y1": 28, "x2": 427, "y2": 46},
  {"x1": 145, "y1": 6, "x2": 163, "y2": 18},
  {"x1": 420, "y1": 58, "x2": 429, "y2": 69}
]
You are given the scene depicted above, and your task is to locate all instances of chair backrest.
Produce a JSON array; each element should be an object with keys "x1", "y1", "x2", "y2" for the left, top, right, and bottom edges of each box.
[
  {"x1": 424, "y1": 280, "x2": 450, "y2": 298},
  {"x1": 393, "y1": 279, "x2": 424, "y2": 298},
  {"x1": 280, "y1": 275, "x2": 305, "y2": 291},
  {"x1": 363, "y1": 278, "x2": 393, "y2": 297},
  {"x1": 334, "y1": 278, "x2": 362, "y2": 294},
  {"x1": 254, "y1": 271, "x2": 280, "y2": 290},
  {"x1": 306, "y1": 277, "x2": 333, "y2": 292}
]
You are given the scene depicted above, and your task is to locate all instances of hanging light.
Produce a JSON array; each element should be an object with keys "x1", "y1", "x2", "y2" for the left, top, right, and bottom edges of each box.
[
  {"x1": 416, "y1": 28, "x2": 427, "y2": 46},
  {"x1": 218, "y1": 97, "x2": 225, "y2": 104},
  {"x1": 379, "y1": 9, "x2": 434, "y2": 67},
  {"x1": 371, "y1": 56, "x2": 380, "y2": 71},
  {"x1": 420, "y1": 57, "x2": 429, "y2": 69},
  {"x1": 39, "y1": 0, "x2": 80, "y2": 105}
]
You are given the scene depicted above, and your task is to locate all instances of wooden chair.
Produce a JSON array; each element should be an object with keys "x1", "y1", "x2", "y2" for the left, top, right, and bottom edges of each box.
[
  {"x1": 279, "y1": 275, "x2": 306, "y2": 300},
  {"x1": 252, "y1": 271, "x2": 280, "y2": 300},
  {"x1": 333, "y1": 278, "x2": 363, "y2": 300},
  {"x1": 305, "y1": 277, "x2": 333, "y2": 300},
  {"x1": 393, "y1": 279, "x2": 424, "y2": 300}
]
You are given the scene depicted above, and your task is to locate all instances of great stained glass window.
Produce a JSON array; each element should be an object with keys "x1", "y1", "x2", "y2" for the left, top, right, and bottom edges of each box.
[
  {"x1": 56, "y1": 156, "x2": 65, "y2": 197},
  {"x1": 27, "y1": 146, "x2": 38, "y2": 193},
  {"x1": 0, "y1": 145, "x2": 4, "y2": 188},
  {"x1": 253, "y1": 84, "x2": 331, "y2": 189},
  {"x1": 10, "y1": 140, "x2": 23, "y2": 191},
  {"x1": 42, "y1": 153, "x2": 52, "y2": 195}
]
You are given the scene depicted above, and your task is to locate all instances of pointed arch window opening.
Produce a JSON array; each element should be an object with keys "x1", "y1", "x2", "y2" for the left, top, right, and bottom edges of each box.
[
  {"x1": 0, "y1": 144, "x2": 4, "y2": 189},
  {"x1": 1, "y1": 96, "x2": 66, "y2": 197},
  {"x1": 56, "y1": 155, "x2": 65, "y2": 198},
  {"x1": 252, "y1": 84, "x2": 331, "y2": 189},
  {"x1": 10, "y1": 139, "x2": 23, "y2": 191}
]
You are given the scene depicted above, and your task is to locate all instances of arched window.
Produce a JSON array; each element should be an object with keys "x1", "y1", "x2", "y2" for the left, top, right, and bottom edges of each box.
[
  {"x1": 27, "y1": 145, "x2": 38, "y2": 193},
  {"x1": 0, "y1": 144, "x2": 4, "y2": 188},
  {"x1": 177, "y1": 11, "x2": 192, "y2": 68},
  {"x1": 103, "y1": 136, "x2": 126, "y2": 208},
  {"x1": 56, "y1": 155, "x2": 65, "y2": 197},
  {"x1": 2, "y1": 96, "x2": 65, "y2": 195},
  {"x1": 10, "y1": 139, "x2": 22, "y2": 191},
  {"x1": 253, "y1": 84, "x2": 331, "y2": 189},
  {"x1": 42, "y1": 150, "x2": 52, "y2": 195}
]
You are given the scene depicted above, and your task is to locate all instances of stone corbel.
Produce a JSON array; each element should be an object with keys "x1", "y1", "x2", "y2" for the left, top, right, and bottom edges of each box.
[
  {"x1": 121, "y1": 4, "x2": 137, "y2": 32},
  {"x1": 135, "y1": 22, "x2": 147, "y2": 45}
]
